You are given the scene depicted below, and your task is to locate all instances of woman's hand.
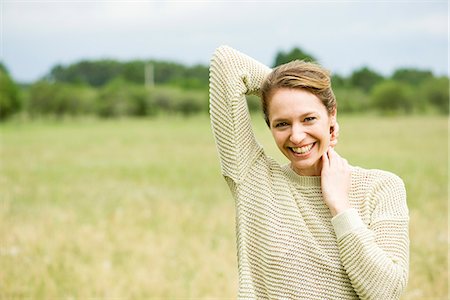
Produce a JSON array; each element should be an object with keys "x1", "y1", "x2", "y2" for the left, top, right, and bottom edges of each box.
[
  {"x1": 321, "y1": 148, "x2": 351, "y2": 216},
  {"x1": 329, "y1": 122, "x2": 339, "y2": 148}
]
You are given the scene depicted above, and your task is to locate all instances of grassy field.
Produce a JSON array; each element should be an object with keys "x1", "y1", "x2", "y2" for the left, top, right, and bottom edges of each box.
[{"x1": 0, "y1": 114, "x2": 448, "y2": 299}]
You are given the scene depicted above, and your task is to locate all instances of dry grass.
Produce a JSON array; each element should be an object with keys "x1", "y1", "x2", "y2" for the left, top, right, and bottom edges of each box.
[{"x1": 0, "y1": 115, "x2": 447, "y2": 299}]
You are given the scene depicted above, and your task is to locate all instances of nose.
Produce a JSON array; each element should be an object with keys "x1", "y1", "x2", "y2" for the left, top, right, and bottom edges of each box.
[{"x1": 289, "y1": 124, "x2": 306, "y2": 145}]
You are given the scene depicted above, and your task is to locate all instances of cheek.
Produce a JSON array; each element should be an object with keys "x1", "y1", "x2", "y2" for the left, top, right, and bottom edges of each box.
[
  {"x1": 315, "y1": 123, "x2": 332, "y2": 145},
  {"x1": 271, "y1": 131, "x2": 286, "y2": 148},
  {"x1": 271, "y1": 131, "x2": 280, "y2": 144}
]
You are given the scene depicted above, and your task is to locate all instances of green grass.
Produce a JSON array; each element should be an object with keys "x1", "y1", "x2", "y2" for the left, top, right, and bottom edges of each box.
[{"x1": 0, "y1": 115, "x2": 448, "y2": 299}]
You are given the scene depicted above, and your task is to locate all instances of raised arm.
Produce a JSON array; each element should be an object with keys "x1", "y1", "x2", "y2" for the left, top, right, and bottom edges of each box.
[
  {"x1": 209, "y1": 46, "x2": 271, "y2": 183},
  {"x1": 332, "y1": 172, "x2": 409, "y2": 300}
]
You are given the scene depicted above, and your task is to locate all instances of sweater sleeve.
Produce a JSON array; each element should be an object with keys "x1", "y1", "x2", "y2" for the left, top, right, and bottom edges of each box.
[
  {"x1": 331, "y1": 173, "x2": 409, "y2": 300},
  {"x1": 209, "y1": 46, "x2": 271, "y2": 182}
]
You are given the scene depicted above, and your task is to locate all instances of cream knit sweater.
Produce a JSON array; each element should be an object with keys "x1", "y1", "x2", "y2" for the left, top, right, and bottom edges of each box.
[{"x1": 209, "y1": 46, "x2": 409, "y2": 300}]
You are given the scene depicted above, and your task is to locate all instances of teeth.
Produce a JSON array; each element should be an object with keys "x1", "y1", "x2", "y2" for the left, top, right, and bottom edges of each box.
[{"x1": 291, "y1": 144, "x2": 314, "y2": 154}]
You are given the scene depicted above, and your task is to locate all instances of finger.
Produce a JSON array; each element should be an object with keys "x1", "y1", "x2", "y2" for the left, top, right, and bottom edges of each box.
[
  {"x1": 342, "y1": 157, "x2": 348, "y2": 167},
  {"x1": 328, "y1": 147, "x2": 336, "y2": 163},
  {"x1": 331, "y1": 150, "x2": 349, "y2": 170},
  {"x1": 328, "y1": 148, "x2": 342, "y2": 168},
  {"x1": 337, "y1": 150, "x2": 347, "y2": 166},
  {"x1": 332, "y1": 150, "x2": 345, "y2": 165},
  {"x1": 321, "y1": 150, "x2": 330, "y2": 173}
]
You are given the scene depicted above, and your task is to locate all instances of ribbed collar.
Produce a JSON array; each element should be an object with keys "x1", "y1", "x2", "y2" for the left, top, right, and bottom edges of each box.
[{"x1": 282, "y1": 164, "x2": 322, "y2": 187}]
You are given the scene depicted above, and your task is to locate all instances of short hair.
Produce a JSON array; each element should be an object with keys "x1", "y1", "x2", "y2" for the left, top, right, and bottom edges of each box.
[{"x1": 261, "y1": 60, "x2": 337, "y2": 127}]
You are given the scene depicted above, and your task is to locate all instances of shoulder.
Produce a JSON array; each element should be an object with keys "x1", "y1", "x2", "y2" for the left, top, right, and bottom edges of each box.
[
  {"x1": 351, "y1": 166, "x2": 408, "y2": 217},
  {"x1": 351, "y1": 166, "x2": 405, "y2": 190}
]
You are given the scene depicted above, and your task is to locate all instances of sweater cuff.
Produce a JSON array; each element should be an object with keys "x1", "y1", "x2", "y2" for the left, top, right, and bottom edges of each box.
[{"x1": 331, "y1": 208, "x2": 365, "y2": 239}]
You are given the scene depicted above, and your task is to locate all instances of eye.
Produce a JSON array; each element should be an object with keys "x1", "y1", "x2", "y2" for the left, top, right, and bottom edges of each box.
[
  {"x1": 274, "y1": 121, "x2": 288, "y2": 128},
  {"x1": 304, "y1": 116, "x2": 317, "y2": 122}
]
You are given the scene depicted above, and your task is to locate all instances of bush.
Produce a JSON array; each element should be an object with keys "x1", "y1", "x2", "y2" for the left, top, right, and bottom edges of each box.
[
  {"x1": 148, "y1": 86, "x2": 207, "y2": 116},
  {"x1": 392, "y1": 68, "x2": 434, "y2": 86},
  {"x1": 334, "y1": 88, "x2": 370, "y2": 113},
  {"x1": 246, "y1": 95, "x2": 262, "y2": 113},
  {"x1": 370, "y1": 81, "x2": 414, "y2": 114},
  {"x1": 28, "y1": 81, "x2": 96, "y2": 117},
  {"x1": 0, "y1": 66, "x2": 21, "y2": 120},
  {"x1": 95, "y1": 81, "x2": 207, "y2": 117},
  {"x1": 350, "y1": 67, "x2": 384, "y2": 93},
  {"x1": 96, "y1": 79, "x2": 153, "y2": 117},
  {"x1": 420, "y1": 77, "x2": 449, "y2": 114}
]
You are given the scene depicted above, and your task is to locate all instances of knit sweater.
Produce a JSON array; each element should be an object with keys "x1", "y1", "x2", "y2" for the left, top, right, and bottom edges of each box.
[{"x1": 209, "y1": 46, "x2": 409, "y2": 300}]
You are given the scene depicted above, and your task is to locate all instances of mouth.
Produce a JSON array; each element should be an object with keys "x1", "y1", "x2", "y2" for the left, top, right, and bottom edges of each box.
[{"x1": 289, "y1": 142, "x2": 315, "y2": 155}]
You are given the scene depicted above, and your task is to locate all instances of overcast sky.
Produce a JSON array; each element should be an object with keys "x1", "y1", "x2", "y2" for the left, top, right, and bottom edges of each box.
[{"x1": 1, "y1": 0, "x2": 448, "y2": 83}]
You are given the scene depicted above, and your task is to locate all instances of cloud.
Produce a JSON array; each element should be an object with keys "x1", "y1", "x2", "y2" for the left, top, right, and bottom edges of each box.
[
  {"x1": 2, "y1": 1, "x2": 448, "y2": 82},
  {"x1": 402, "y1": 12, "x2": 448, "y2": 36}
]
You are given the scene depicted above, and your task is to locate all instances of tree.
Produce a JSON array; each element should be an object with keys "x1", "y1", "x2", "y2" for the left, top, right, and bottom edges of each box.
[
  {"x1": 28, "y1": 81, "x2": 96, "y2": 116},
  {"x1": 122, "y1": 61, "x2": 146, "y2": 84},
  {"x1": 350, "y1": 67, "x2": 384, "y2": 93},
  {"x1": 273, "y1": 47, "x2": 317, "y2": 66},
  {"x1": 333, "y1": 87, "x2": 370, "y2": 113},
  {"x1": 392, "y1": 68, "x2": 434, "y2": 86},
  {"x1": 370, "y1": 81, "x2": 414, "y2": 114},
  {"x1": 48, "y1": 60, "x2": 122, "y2": 87},
  {"x1": 47, "y1": 59, "x2": 209, "y2": 90},
  {"x1": 96, "y1": 78, "x2": 149, "y2": 117},
  {"x1": 0, "y1": 63, "x2": 21, "y2": 120},
  {"x1": 331, "y1": 74, "x2": 349, "y2": 90},
  {"x1": 420, "y1": 77, "x2": 449, "y2": 114}
]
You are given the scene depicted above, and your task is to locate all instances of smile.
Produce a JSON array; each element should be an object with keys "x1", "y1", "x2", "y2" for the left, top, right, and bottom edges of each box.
[{"x1": 290, "y1": 143, "x2": 315, "y2": 155}]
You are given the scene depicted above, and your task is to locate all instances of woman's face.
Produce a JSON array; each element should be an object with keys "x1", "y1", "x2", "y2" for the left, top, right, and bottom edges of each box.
[{"x1": 268, "y1": 88, "x2": 336, "y2": 176}]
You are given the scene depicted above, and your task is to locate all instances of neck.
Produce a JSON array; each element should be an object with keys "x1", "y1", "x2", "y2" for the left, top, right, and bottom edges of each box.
[{"x1": 290, "y1": 161, "x2": 322, "y2": 176}]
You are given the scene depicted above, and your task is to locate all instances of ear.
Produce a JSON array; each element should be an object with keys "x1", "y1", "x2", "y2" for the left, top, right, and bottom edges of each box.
[{"x1": 329, "y1": 108, "x2": 337, "y2": 128}]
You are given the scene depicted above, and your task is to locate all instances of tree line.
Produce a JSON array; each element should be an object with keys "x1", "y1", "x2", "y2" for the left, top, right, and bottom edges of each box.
[{"x1": 0, "y1": 47, "x2": 448, "y2": 120}]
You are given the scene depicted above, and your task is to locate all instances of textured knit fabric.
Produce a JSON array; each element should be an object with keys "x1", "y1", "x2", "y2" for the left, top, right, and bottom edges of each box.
[{"x1": 209, "y1": 45, "x2": 409, "y2": 300}]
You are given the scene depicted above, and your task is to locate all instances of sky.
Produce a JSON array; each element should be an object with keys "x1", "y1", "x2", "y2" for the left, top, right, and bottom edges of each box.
[{"x1": 1, "y1": 0, "x2": 448, "y2": 83}]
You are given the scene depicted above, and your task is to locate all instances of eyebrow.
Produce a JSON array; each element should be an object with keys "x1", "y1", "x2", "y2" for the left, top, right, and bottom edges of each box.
[{"x1": 271, "y1": 111, "x2": 318, "y2": 124}]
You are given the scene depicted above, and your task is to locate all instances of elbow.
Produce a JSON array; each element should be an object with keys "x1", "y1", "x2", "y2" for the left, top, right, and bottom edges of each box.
[
  {"x1": 210, "y1": 45, "x2": 232, "y2": 68},
  {"x1": 355, "y1": 262, "x2": 409, "y2": 300},
  {"x1": 389, "y1": 272, "x2": 408, "y2": 300},
  {"x1": 390, "y1": 256, "x2": 409, "y2": 298},
  {"x1": 394, "y1": 267, "x2": 409, "y2": 299},
  {"x1": 372, "y1": 266, "x2": 409, "y2": 300}
]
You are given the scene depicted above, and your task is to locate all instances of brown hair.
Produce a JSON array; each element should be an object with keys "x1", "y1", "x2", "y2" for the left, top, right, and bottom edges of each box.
[{"x1": 261, "y1": 60, "x2": 336, "y2": 127}]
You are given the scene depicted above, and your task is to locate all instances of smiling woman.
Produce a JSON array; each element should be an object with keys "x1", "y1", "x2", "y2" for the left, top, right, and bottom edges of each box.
[
  {"x1": 209, "y1": 45, "x2": 409, "y2": 299},
  {"x1": 268, "y1": 89, "x2": 336, "y2": 176}
]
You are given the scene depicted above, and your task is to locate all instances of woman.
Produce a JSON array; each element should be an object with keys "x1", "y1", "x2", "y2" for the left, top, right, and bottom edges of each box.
[{"x1": 209, "y1": 46, "x2": 409, "y2": 299}]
